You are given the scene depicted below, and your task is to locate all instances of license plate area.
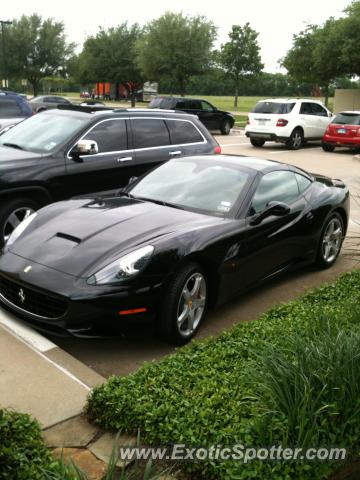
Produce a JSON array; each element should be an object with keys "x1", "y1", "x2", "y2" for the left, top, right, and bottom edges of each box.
[{"x1": 337, "y1": 128, "x2": 347, "y2": 134}]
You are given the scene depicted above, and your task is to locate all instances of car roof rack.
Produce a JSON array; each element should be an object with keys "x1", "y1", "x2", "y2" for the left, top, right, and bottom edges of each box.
[{"x1": 57, "y1": 104, "x2": 114, "y2": 113}]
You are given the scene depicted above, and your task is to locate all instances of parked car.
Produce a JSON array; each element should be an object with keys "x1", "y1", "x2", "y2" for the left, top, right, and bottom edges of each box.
[
  {"x1": 245, "y1": 99, "x2": 332, "y2": 150},
  {"x1": 80, "y1": 91, "x2": 90, "y2": 98},
  {"x1": 0, "y1": 106, "x2": 220, "y2": 246},
  {"x1": 29, "y1": 95, "x2": 72, "y2": 113},
  {"x1": 0, "y1": 91, "x2": 32, "y2": 134},
  {"x1": 0, "y1": 155, "x2": 348, "y2": 344},
  {"x1": 322, "y1": 111, "x2": 360, "y2": 152},
  {"x1": 149, "y1": 96, "x2": 235, "y2": 135}
]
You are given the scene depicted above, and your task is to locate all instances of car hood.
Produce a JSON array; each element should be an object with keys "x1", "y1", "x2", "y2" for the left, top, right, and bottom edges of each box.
[
  {"x1": 0, "y1": 118, "x2": 24, "y2": 130},
  {"x1": 0, "y1": 146, "x2": 42, "y2": 166},
  {"x1": 9, "y1": 196, "x2": 223, "y2": 278}
]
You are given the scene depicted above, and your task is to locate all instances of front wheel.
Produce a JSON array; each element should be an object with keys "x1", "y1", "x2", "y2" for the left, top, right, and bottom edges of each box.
[
  {"x1": 286, "y1": 128, "x2": 304, "y2": 150},
  {"x1": 157, "y1": 263, "x2": 207, "y2": 345},
  {"x1": 0, "y1": 197, "x2": 39, "y2": 248},
  {"x1": 250, "y1": 138, "x2": 265, "y2": 147},
  {"x1": 220, "y1": 120, "x2": 231, "y2": 135},
  {"x1": 315, "y1": 213, "x2": 344, "y2": 269},
  {"x1": 322, "y1": 143, "x2": 335, "y2": 152}
]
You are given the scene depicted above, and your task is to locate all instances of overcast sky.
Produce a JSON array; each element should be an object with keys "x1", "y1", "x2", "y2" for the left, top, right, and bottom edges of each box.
[{"x1": 3, "y1": 0, "x2": 352, "y2": 72}]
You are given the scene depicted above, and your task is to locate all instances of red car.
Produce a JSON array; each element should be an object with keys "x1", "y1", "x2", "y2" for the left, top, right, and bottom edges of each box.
[{"x1": 322, "y1": 111, "x2": 360, "y2": 152}]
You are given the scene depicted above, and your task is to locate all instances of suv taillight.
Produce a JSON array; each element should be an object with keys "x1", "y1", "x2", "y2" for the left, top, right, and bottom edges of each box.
[
  {"x1": 276, "y1": 118, "x2": 288, "y2": 127},
  {"x1": 214, "y1": 145, "x2": 221, "y2": 154}
]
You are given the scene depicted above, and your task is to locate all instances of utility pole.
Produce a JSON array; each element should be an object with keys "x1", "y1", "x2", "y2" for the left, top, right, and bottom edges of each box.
[{"x1": 1, "y1": 20, "x2": 12, "y2": 90}]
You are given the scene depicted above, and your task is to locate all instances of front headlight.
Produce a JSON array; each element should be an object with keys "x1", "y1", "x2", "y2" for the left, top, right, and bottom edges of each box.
[
  {"x1": 6, "y1": 212, "x2": 38, "y2": 247},
  {"x1": 87, "y1": 245, "x2": 154, "y2": 285}
]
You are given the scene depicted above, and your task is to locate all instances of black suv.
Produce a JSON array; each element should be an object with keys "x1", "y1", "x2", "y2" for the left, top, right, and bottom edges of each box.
[
  {"x1": 0, "y1": 106, "x2": 220, "y2": 246},
  {"x1": 149, "y1": 97, "x2": 235, "y2": 135}
]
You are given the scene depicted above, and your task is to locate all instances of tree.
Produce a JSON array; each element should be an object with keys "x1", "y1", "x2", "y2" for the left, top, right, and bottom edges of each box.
[
  {"x1": 3, "y1": 14, "x2": 74, "y2": 96},
  {"x1": 78, "y1": 23, "x2": 143, "y2": 106},
  {"x1": 282, "y1": 20, "x2": 345, "y2": 107},
  {"x1": 220, "y1": 24, "x2": 263, "y2": 108},
  {"x1": 136, "y1": 12, "x2": 216, "y2": 96}
]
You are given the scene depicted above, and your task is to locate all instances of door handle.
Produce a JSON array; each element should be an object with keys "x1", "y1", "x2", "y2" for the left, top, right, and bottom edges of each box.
[
  {"x1": 117, "y1": 157, "x2": 132, "y2": 162},
  {"x1": 169, "y1": 150, "x2": 182, "y2": 156}
]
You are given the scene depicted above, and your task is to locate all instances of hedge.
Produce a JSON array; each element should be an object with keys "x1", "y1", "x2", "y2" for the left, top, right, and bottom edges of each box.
[{"x1": 86, "y1": 270, "x2": 360, "y2": 480}]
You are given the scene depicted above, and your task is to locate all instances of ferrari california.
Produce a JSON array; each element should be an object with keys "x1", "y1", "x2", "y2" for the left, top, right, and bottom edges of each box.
[{"x1": 0, "y1": 155, "x2": 349, "y2": 344}]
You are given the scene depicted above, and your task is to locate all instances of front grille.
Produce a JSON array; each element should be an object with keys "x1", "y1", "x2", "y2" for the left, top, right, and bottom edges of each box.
[{"x1": 0, "y1": 276, "x2": 68, "y2": 319}]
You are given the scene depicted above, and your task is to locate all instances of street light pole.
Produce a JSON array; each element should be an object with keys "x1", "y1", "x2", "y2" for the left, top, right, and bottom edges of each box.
[{"x1": 0, "y1": 20, "x2": 12, "y2": 90}]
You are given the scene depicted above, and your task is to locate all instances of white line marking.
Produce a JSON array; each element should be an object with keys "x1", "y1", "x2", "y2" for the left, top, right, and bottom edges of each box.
[
  {"x1": 0, "y1": 318, "x2": 91, "y2": 391},
  {"x1": 0, "y1": 307, "x2": 55, "y2": 352},
  {"x1": 220, "y1": 142, "x2": 248, "y2": 147}
]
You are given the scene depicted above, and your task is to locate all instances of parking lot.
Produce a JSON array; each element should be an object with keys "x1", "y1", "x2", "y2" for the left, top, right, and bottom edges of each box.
[{"x1": 43, "y1": 132, "x2": 360, "y2": 378}]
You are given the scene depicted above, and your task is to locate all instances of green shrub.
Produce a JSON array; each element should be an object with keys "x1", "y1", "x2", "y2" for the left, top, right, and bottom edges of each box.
[
  {"x1": 0, "y1": 409, "x2": 57, "y2": 479},
  {"x1": 86, "y1": 270, "x2": 360, "y2": 480}
]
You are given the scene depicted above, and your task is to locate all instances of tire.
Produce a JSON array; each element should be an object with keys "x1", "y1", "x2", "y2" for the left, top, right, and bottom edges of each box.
[
  {"x1": 315, "y1": 212, "x2": 344, "y2": 269},
  {"x1": 250, "y1": 138, "x2": 265, "y2": 147},
  {"x1": 322, "y1": 143, "x2": 335, "y2": 152},
  {"x1": 286, "y1": 128, "x2": 304, "y2": 150},
  {"x1": 220, "y1": 120, "x2": 231, "y2": 135},
  {"x1": 157, "y1": 263, "x2": 207, "y2": 345},
  {"x1": 0, "y1": 197, "x2": 39, "y2": 248}
]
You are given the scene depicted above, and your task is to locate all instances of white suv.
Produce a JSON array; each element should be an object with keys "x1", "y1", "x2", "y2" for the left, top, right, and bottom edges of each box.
[{"x1": 245, "y1": 99, "x2": 332, "y2": 150}]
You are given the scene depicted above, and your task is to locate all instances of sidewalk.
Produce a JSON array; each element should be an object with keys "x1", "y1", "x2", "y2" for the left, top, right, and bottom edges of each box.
[{"x1": 0, "y1": 307, "x2": 129, "y2": 478}]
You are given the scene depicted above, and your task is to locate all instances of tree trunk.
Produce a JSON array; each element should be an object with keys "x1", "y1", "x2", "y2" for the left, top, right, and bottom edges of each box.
[
  {"x1": 234, "y1": 79, "x2": 239, "y2": 108},
  {"x1": 131, "y1": 91, "x2": 136, "y2": 108},
  {"x1": 179, "y1": 78, "x2": 186, "y2": 97},
  {"x1": 30, "y1": 79, "x2": 39, "y2": 97},
  {"x1": 323, "y1": 84, "x2": 329, "y2": 108}
]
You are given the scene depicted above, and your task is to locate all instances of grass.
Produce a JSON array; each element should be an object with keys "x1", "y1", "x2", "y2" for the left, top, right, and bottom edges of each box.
[{"x1": 86, "y1": 270, "x2": 360, "y2": 480}]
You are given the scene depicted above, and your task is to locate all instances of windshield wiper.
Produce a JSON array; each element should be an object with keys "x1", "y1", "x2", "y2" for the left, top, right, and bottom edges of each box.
[
  {"x1": 2, "y1": 142, "x2": 24, "y2": 150},
  {"x1": 134, "y1": 195, "x2": 185, "y2": 210}
]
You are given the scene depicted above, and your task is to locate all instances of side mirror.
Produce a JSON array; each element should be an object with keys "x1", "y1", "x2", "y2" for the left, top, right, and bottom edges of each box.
[
  {"x1": 250, "y1": 201, "x2": 290, "y2": 226},
  {"x1": 70, "y1": 139, "x2": 99, "y2": 161}
]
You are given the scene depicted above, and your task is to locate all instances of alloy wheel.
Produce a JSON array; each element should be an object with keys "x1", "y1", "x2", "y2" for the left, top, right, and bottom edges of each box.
[
  {"x1": 322, "y1": 217, "x2": 343, "y2": 263},
  {"x1": 3, "y1": 207, "x2": 35, "y2": 243},
  {"x1": 177, "y1": 272, "x2": 207, "y2": 337}
]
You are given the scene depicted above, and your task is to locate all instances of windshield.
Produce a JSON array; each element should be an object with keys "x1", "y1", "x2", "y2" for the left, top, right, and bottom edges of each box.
[
  {"x1": 130, "y1": 158, "x2": 250, "y2": 216},
  {"x1": 252, "y1": 102, "x2": 295, "y2": 114},
  {"x1": 332, "y1": 113, "x2": 360, "y2": 125},
  {"x1": 0, "y1": 112, "x2": 89, "y2": 153}
]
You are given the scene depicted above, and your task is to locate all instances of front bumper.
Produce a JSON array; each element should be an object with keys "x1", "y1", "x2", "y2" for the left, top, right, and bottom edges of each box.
[
  {"x1": 323, "y1": 134, "x2": 360, "y2": 149},
  {"x1": 0, "y1": 251, "x2": 166, "y2": 336}
]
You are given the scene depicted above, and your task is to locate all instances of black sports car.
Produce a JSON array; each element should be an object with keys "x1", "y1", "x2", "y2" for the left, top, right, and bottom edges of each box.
[{"x1": 0, "y1": 155, "x2": 349, "y2": 344}]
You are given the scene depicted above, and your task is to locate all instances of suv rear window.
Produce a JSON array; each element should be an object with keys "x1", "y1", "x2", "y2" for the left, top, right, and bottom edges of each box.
[
  {"x1": 166, "y1": 120, "x2": 203, "y2": 144},
  {"x1": 149, "y1": 97, "x2": 174, "y2": 109},
  {"x1": 252, "y1": 102, "x2": 295, "y2": 114},
  {"x1": 332, "y1": 113, "x2": 360, "y2": 125},
  {"x1": 0, "y1": 98, "x2": 23, "y2": 118}
]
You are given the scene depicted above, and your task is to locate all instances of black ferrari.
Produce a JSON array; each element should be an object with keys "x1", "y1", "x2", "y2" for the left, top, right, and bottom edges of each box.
[{"x1": 0, "y1": 155, "x2": 349, "y2": 344}]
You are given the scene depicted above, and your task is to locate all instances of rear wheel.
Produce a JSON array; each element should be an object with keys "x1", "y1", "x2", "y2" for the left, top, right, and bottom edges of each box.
[
  {"x1": 157, "y1": 263, "x2": 207, "y2": 345},
  {"x1": 286, "y1": 128, "x2": 304, "y2": 150},
  {"x1": 220, "y1": 120, "x2": 231, "y2": 135},
  {"x1": 322, "y1": 143, "x2": 335, "y2": 152},
  {"x1": 0, "y1": 197, "x2": 39, "y2": 247},
  {"x1": 315, "y1": 213, "x2": 344, "y2": 269},
  {"x1": 250, "y1": 138, "x2": 265, "y2": 147}
]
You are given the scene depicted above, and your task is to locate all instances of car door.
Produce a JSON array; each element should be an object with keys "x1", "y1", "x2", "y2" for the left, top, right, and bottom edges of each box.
[
  {"x1": 131, "y1": 117, "x2": 177, "y2": 174},
  {"x1": 65, "y1": 118, "x2": 136, "y2": 196},
  {"x1": 310, "y1": 103, "x2": 331, "y2": 137},
  {"x1": 299, "y1": 102, "x2": 317, "y2": 138},
  {"x1": 237, "y1": 170, "x2": 312, "y2": 288}
]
